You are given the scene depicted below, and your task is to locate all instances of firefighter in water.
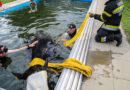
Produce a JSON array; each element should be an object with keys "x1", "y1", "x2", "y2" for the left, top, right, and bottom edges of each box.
[
  {"x1": 29, "y1": 0, "x2": 37, "y2": 13},
  {"x1": 0, "y1": 1, "x2": 4, "y2": 11},
  {"x1": 89, "y1": 0, "x2": 124, "y2": 46}
]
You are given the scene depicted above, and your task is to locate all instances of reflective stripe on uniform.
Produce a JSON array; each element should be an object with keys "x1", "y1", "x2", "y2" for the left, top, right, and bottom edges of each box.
[
  {"x1": 117, "y1": 1, "x2": 123, "y2": 6},
  {"x1": 101, "y1": 36, "x2": 106, "y2": 42},
  {"x1": 103, "y1": 11, "x2": 112, "y2": 17},
  {"x1": 100, "y1": 15, "x2": 105, "y2": 22},
  {"x1": 113, "y1": 7, "x2": 124, "y2": 14},
  {"x1": 113, "y1": 5, "x2": 124, "y2": 14},
  {"x1": 102, "y1": 24, "x2": 119, "y2": 31},
  {"x1": 101, "y1": 37, "x2": 104, "y2": 42}
]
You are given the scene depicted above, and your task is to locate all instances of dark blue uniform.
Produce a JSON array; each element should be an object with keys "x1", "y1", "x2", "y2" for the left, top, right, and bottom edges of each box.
[
  {"x1": 94, "y1": 0, "x2": 124, "y2": 46},
  {"x1": 67, "y1": 29, "x2": 77, "y2": 38}
]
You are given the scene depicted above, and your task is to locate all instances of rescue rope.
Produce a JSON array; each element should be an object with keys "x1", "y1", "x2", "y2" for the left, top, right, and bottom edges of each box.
[
  {"x1": 29, "y1": 58, "x2": 92, "y2": 77},
  {"x1": 64, "y1": 14, "x2": 90, "y2": 47}
]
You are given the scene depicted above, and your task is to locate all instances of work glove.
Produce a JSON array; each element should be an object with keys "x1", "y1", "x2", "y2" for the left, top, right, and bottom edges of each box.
[{"x1": 89, "y1": 13, "x2": 95, "y2": 18}]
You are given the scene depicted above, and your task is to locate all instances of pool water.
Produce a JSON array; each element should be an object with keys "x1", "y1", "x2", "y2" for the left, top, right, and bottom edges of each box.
[{"x1": 0, "y1": 0, "x2": 90, "y2": 90}]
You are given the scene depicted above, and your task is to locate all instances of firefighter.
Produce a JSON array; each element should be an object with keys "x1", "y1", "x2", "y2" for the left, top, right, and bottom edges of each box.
[
  {"x1": 0, "y1": 1, "x2": 4, "y2": 11},
  {"x1": 29, "y1": 0, "x2": 37, "y2": 13},
  {"x1": 89, "y1": 0, "x2": 124, "y2": 46},
  {"x1": 0, "y1": 41, "x2": 38, "y2": 68},
  {"x1": 60, "y1": 23, "x2": 77, "y2": 42}
]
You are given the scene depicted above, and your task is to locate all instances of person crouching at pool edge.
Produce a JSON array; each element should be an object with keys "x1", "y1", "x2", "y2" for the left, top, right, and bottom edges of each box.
[
  {"x1": 60, "y1": 23, "x2": 77, "y2": 42},
  {"x1": 0, "y1": 41, "x2": 38, "y2": 68}
]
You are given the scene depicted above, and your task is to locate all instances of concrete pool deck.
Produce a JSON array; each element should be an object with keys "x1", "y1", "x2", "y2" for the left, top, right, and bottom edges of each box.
[{"x1": 81, "y1": 0, "x2": 130, "y2": 90}]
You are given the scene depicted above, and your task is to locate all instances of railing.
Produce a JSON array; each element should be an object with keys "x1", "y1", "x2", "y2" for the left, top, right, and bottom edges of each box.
[{"x1": 55, "y1": 0, "x2": 97, "y2": 89}]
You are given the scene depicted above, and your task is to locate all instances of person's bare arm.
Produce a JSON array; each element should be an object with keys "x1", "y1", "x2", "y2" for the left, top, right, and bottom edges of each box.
[{"x1": 8, "y1": 41, "x2": 38, "y2": 54}]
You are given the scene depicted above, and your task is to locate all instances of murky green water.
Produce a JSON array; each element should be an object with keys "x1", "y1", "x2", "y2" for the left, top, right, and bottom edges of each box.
[{"x1": 0, "y1": 0, "x2": 90, "y2": 90}]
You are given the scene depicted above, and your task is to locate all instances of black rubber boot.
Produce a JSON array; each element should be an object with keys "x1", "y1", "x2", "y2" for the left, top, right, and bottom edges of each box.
[
  {"x1": 114, "y1": 34, "x2": 122, "y2": 47},
  {"x1": 107, "y1": 34, "x2": 114, "y2": 42}
]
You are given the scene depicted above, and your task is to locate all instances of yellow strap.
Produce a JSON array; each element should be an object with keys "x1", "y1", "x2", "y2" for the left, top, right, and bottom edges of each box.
[
  {"x1": 103, "y1": 24, "x2": 119, "y2": 29},
  {"x1": 103, "y1": 11, "x2": 112, "y2": 17},
  {"x1": 29, "y1": 58, "x2": 45, "y2": 66},
  {"x1": 113, "y1": 5, "x2": 124, "y2": 13},
  {"x1": 29, "y1": 58, "x2": 92, "y2": 77},
  {"x1": 64, "y1": 14, "x2": 90, "y2": 47},
  {"x1": 100, "y1": 15, "x2": 105, "y2": 22}
]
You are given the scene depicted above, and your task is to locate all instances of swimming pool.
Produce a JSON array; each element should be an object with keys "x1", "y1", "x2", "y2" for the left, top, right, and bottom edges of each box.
[{"x1": 0, "y1": 0, "x2": 90, "y2": 89}]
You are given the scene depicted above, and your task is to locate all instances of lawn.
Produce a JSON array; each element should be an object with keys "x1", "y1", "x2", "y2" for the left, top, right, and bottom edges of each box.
[
  {"x1": 0, "y1": 0, "x2": 16, "y2": 4},
  {"x1": 122, "y1": 0, "x2": 130, "y2": 42}
]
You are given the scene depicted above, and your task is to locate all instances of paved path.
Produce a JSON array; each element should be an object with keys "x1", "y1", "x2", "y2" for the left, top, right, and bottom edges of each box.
[
  {"x1": 81, "y1": 0, "x2": 130, "y2": 90},
  {"x1": 2, "y1": 0, "x2": 29, "y2": 9}
]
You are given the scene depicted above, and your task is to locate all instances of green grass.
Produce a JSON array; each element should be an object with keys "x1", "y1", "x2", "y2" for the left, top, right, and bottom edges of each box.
[
  {"x1": 0, "y1": 0, "x2": 16, "y2": 4},
  {"x1": 122, "y1": 0, "x2": 130, "y2": 43}
]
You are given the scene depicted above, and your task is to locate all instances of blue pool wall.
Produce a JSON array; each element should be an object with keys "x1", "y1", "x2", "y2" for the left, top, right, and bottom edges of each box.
[{"x1": 0, "y1": 0, "x2": 92, "y2": 15}]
